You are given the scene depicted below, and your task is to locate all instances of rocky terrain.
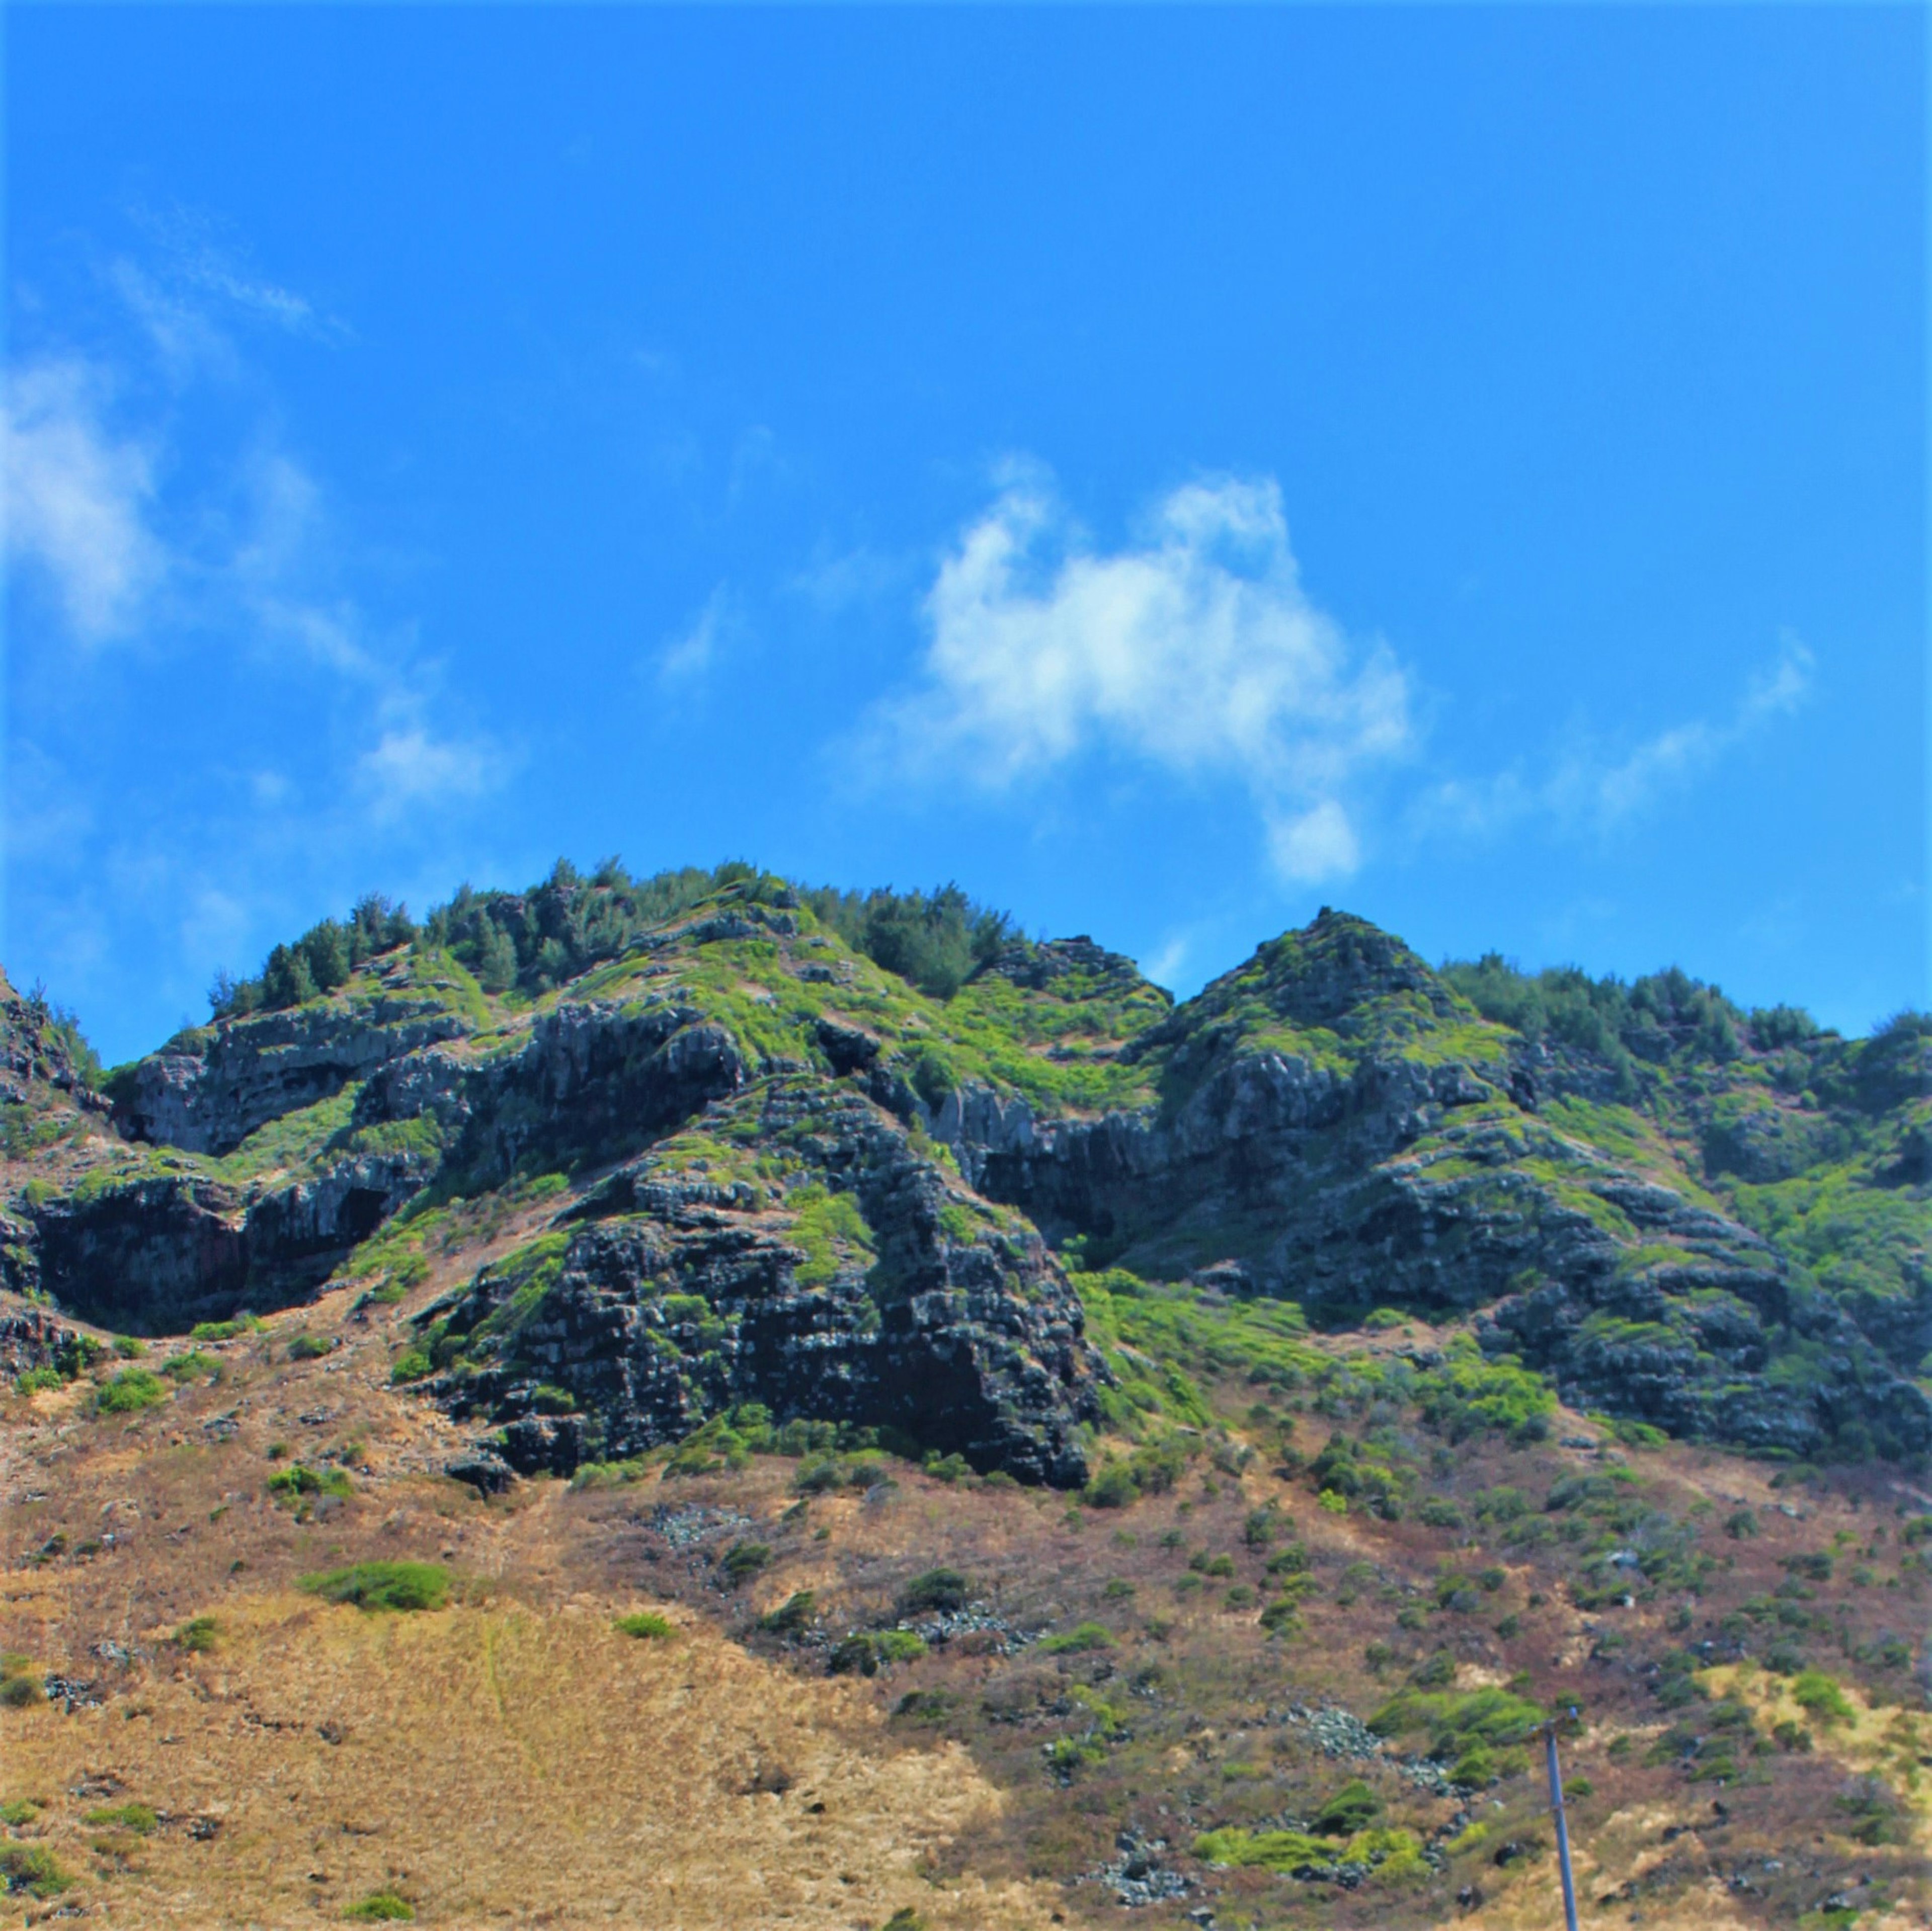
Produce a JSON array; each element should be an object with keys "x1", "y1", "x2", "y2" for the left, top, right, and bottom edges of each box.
[{"x1": 0, "y1": 863, "x2": 1925, "y2": 1928}]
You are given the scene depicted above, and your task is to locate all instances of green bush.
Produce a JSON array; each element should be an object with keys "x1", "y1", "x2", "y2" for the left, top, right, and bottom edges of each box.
[
  {"x1": 759, "y1": 1591, "x2": 817, "y2": 1635},
  {"x1": 162, "y1": 1350, "x2": 222, "y2": 1382},
  {"x1": 95, "y1": 1368, "x2": 168, "y2": 1414},
  {"x1": 1040, "y1": 1622, "x2": 1115, "y2": 1655},
  {"x1": 268, "y1": 1464, "x2": 353, "y2": 1504},
  {"x1": 1791, "y1": 1670, "x2": 1856, "y2": 1727},
  {"x1": 345, "y1": 1891, "x2": 416, "y2": 1922},
  {"x1": 614, "y1": 1611, "x2": 674, "y2": 1641},
  {"x1": 14, "y1": 1367, "x2": 63, "y2": 1395},
  {"x1": 0, "y1": 1799, "x2": 41, "y2": 1827},
  {"x1": 174, "y1": 1615, "x2": 219, "y2": 1654},
  {"x1": 895, "y1": 1568, "x2": 972, "y2": 1617},
  {"x1": 300, "y1": 1561, "x2": 451, "y2": 1613},
  {"x1": 1311, "y1": 1778, "x2": 1382, "y2": 1835},
  {"x1": 0, "y1": 1844, "x2": 69, "y2": 1899},
  {"x1": 287, "y1": 1333, "x2": 336, "y2": 1360},
  {"x1": 0, "y1": 1674, "x2": 44, "y2": 1709},
  {"x1": 189, "y1": 1316, "x2": 261, "y2": 1343},
  {"x1": 719, "y1": 1542, "x2": 772, "y2": 1587},
  {"x1": 389, "y1": 1347, "x2": 433, "y2": 1384}
]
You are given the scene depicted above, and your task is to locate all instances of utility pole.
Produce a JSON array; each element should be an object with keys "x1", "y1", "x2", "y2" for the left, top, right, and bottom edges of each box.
[{"x1": 1544, "y1": 1716, "x2": 1581, "y2": 1931}]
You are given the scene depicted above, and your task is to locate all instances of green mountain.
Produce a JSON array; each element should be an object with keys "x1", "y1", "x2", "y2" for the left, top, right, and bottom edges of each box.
[{"x1": 5, "y1": 861, "x2": 1925, "y2": 1472}]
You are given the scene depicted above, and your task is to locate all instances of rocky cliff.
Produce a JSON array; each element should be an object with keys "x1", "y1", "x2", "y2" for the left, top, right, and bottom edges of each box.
[{"x1": 3, "y1": 870, "x2": 1925, "y2": 1473}]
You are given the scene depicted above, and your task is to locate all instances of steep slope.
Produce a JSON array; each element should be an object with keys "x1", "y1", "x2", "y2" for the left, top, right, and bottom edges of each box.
[
  {"x1": 2, "y1": 870, "x2": 1925, "y2": 1474},
  {"x1": 2, "y1": 878, "x2": 1928, "y2": 1931}
]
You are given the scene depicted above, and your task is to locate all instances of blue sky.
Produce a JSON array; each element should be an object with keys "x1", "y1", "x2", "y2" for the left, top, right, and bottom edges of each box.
[{"x1": 5, "y1": 6, "x2": 1924, "y2": 1065}]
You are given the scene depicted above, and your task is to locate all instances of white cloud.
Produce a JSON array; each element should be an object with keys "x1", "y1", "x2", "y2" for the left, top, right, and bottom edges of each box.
[
  {"x1": 870, "y1": 468, "x2": 1412, "y2": 882},
  {"x1": 357, "y1": 725, "x2": 503, "y2": 819},
  {"x1": 1266, "y1": 798, "x2": 1361, "y2": 883},
  {"x1": 3, "y1": 358, "x2": 164, "y2": 641},
  {"x1": 656, "y1": 586, "x2": 730, "y2": 687},
  {"x1": 1419, "y1": 634, "x2": 1814, "y2": 841}
]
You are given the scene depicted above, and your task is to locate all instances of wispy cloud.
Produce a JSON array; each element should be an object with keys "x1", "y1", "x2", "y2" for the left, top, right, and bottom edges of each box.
[
  {"x1": 1418, "y1": 634, "x2": 1814, "y2": 842},
  {"x1": 654, "y1": 585, "x2": 732, "y2": 688},
  {"x1": 3, "y1": 358, "x2": 164, "y2": 641},
  {"x1": 357, "y1": 722, "x2": 506, "y2": 819},
  {"x1": 862, "y1": 465, "x2": 1412, "y2": 883}
]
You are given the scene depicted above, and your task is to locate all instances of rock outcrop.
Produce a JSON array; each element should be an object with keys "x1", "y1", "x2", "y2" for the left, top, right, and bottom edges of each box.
[{"x1": 418, "y1": 1084, "x2": 1098, "y2": 1485}]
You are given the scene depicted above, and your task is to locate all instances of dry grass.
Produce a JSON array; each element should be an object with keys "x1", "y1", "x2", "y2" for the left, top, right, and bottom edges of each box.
[{"x1": 0, "y1": 1585, "x2": 1053, "y2": 1928}]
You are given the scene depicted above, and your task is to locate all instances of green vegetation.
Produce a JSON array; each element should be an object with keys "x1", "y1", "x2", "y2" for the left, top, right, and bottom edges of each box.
[
  {"x1": 162, "y1": 1349, "x2": 221, "y2": 1382},
  {"x1": 719, "y1": 1542, "x2": 771, "y2": 1587},
  {"x1": 268, "y1": 1464, "x2": 353, "y2": 1504},
  {"x1": 299, "y1": 1561, "x2": 451, "y2": 1612},
  {"x1": 1792, "y1": 1669, "x2": 1857, "y2": 1727},
  {"x1": 0, "y1": 1800, "x2": 41, "y2": 1827},
  {"x1": 84, "y1": 1802, "x2": 157, "y2": 1835},
  {"x1": 189, "y1": 1315, "x2": 263, "y2": 1343},
  {"x1": 94, "y1": 1368, "x2": 168, "y2": 1414},
  {"x1": 174, "y1": 1615, "x2": 219, "y2": 1653},
  {"x1": 613, "y1": 1611, "x2": 674, "y2": 1641},
  {"x1": 896, "y1": 1568, "x2": 972, "y2": 1617},
  {"x1": 344, "y1": 1890, "x2": 416, "y2": 1922},
  {"x1": 1039, "y1": 1622, "x2": 1115, "y2": 1655},
  {"x1": 1193, "y1": 1823, "x2": 1426, "y2": 1881},
  {"x1": 0, "y1": 1843, "x2": 70, "y2": 1899}
]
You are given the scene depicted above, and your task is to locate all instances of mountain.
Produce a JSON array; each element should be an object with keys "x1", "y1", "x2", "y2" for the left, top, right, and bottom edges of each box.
[{"x1": 1, "y1": 864, "x2": 1926, "y2": 1930}]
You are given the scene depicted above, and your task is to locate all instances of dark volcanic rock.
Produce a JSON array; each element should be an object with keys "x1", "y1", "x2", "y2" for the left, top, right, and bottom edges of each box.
[
  {"x1": 421, "y1": 1086, "x2": 1099, "y2": 1486},
  {"x1": 26, "y1": 1152, "x2": 431, "y2": 1334},
  {"x1": 114, "y1": 1002, "x2": 470, "y2": 1156}
]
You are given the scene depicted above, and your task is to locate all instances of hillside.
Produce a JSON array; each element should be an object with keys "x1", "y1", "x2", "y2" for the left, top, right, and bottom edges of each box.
[{"x1": 1, "y1": 864, "x2": 1925, "y2": 1930}]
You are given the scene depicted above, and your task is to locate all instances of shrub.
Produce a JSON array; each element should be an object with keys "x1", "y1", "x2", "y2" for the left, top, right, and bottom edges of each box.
[
  {"x1": 268, "y1": 1464, "x2": 353, "y2": 1503},
  {"x1": 14, "y1": 1367, "x2": 63, "y2": 1396},
  {"x1": 300, "y1": 1561, "x2": 451, "y2": 1613},
  {"x1": 189, "y1": 1316, "x2": 261, "y2": 1343},
  {"x1": 0, "y1": 1844, "x2": 70, "y2": 1899},
  {"x1": 174, "y1": 1615, "x2": 219, "y2": 1654},
  {"x1": 162, "y1": 1350, "x2": 222, "y2": 1382},
  {"x1": 614, "y1": 1611, "x2": 674, "y2": 1641},
  {"x1": 0, "y1": 1799, "x2": 41, "y2": 1827},
  {"x1": 84, "y1": 1802, "x2": 157, "y2": 1835},
  {"x1": 389, "y1": 1348, "x2": 433, "y2": 1384},
  {"x1": 95, "y1": 1369, "x2": 168, "y2": 1414},
  {"x1": 1792, "y1": 1670, "x2": 1856, "y2": 1727},
  {"x1": 287, "y1": 1333, "x2": 336, "y2": 1360},
  {"x1": 895, "y1": 1568, "x2": 972, "y2": 1617},
  {"x1": 1312, "y1": 1778, "x2": 1383, "y2": 1835},
  {"x1": 831, "y1": 1630, "x2": 928, "y2": 1675},
  {"x1": 345, "y1": 1892, "x2": 416, "y2": 1922},
  {"x1": 1040, "y1": 1622, "x2": 1115, "y2": 1655},
  {"x1": 719, "y1": 1542, "x2": 772, "y2": 1587},
  {"x1": 759, "y1": 1591, "x2": 817, "y2": 1635},
  {"x1": 0, "y1": 1674, "x2": 44, "y2": 1709}
]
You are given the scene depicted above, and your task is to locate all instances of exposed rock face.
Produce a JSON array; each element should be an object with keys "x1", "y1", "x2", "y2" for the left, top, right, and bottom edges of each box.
[
  {"x1": 113, "y1": 1002, "x2": 470, "y2": 1156},
  {"x1": 358, "y1": 1001, "x2": 749, "y2": 1188},
  {"x1": 422, "y1": 1086, "x2": 1098, "y2": 1485},
  {"x1": 25, "y1": 1152, "x2": 430, "y2": 1334},
  {"x1": 929, "y1": 913, "x2": 1932, "y2": 1459},
  {"x1": 8, "y1": 892, "x2": 1925, "y2": 1466}
]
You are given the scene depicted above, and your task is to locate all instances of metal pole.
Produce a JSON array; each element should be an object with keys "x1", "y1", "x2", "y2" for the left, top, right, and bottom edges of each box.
[{"x1": 1545, "y1": 1721, "x2": 1581, "y2": 1931}]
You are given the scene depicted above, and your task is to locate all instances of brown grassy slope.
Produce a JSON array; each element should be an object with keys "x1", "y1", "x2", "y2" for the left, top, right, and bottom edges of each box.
[{"x1": 2, "y1": 1243, "x2": 1928, "y2": 1930}]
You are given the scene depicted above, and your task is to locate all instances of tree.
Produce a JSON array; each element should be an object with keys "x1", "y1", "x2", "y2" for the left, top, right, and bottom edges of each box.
[{"x1": 474, "y1": 917, "x2": 518, "y2": 995}]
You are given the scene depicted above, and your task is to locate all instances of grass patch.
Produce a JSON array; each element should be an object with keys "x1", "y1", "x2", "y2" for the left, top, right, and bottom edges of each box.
[
  {"x1": 84, "y1": 1802, "x2": 157, "y2": 1835},
  {"x1": 345, "y1": 1890, "x2": 416, "y2": 1921},
  {"x1": 0, "y1": 1843, "x2": 70, "y2": 1899},
  {"x1": 300, "y1": 1561, "x2": 451, "y2": 1613},
  {"x1": 613, "y1": 1611, "x2": 674, "y2": 1641},
  {"x1": 95, "y1": 1368, "x2": 168, "y2": 1413}
]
